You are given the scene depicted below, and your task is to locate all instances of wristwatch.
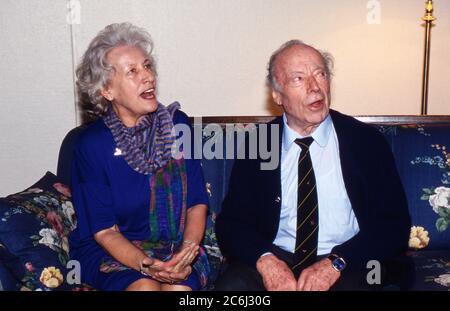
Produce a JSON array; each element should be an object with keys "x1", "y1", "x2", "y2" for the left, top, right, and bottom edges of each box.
[{"x1": 327, "y1": 254, "x2": 347, "y2": 272}]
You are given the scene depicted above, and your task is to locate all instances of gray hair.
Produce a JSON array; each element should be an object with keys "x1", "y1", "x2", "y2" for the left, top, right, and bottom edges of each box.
[
  {"x1": 266, "y1": 40, "x2": 334, "y2": 91},
  {"x1": 76, "y1": 22, "x2": 155, "y2": 121}
]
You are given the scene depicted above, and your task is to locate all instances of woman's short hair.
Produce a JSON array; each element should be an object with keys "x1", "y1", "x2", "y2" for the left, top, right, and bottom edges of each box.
[{"x1": 76, "y1": 22, "x2": 155, "y2": 122}]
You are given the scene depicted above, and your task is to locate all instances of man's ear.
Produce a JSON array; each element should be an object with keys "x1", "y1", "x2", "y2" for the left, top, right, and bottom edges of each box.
[
  {"x1": 272, "y1": 90, "x2": 282, "y2": 106},
  {"x1": 100, "y1": 87, "x2": 113, "y2": 102}
]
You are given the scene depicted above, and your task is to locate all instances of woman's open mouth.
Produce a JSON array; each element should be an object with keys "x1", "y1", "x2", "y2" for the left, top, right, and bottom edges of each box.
[{"x1": 140, "y1": 88, "x2": 155, "y2": 100}]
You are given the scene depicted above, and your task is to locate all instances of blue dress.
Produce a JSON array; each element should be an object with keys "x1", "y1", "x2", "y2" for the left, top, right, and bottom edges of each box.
[{"x1": 68, "y1": 110, "x2": 209, "y2": 290}]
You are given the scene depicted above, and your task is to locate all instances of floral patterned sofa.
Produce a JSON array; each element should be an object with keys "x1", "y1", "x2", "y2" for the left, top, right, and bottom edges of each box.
[{"x1": 0, "y1": 115, "x2": 449, "y2": 291}]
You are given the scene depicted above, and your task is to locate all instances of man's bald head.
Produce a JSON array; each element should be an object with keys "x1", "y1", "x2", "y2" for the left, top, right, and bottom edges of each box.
[{"x1": 266, "y1": 40, "x2": 334, "y2": 91}]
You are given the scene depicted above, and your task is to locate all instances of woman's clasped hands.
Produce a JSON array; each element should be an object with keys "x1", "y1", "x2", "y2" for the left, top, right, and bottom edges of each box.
[{"x1": 140, "y1": 240, "x2": 199, "y2": 284}]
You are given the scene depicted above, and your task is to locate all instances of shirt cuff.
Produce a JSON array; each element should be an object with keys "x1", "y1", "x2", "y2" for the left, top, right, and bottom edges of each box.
[{"x1": 259, "y1": 252, "x2": 274, "y2": 258}]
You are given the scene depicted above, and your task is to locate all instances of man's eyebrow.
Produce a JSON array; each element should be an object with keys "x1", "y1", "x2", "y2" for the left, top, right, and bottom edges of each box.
[
  {"x1": 288, "y1": 70, "x2": 306, "y2": 75},
  {"x1": 288, "y1": 67, "x2": 325, "y2": 75}
]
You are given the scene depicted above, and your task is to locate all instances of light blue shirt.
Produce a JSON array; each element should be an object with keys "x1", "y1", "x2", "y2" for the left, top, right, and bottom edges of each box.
[{"x1": 273, "y1": 114, "x2": 360, "y2": 255}]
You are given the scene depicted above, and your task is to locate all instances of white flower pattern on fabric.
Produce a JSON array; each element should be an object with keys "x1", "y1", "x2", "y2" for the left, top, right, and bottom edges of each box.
[
  {"x1": 38, "y1": 228, "x2": 69, "y2": 254},
  {"x1": 429, "y1": 187, "x2": 450, "y2": 213},
  {"x1": 425, "y1": 186, "x2": 450, "y2": 232},
  {"x1": 434, "y1": 274, "x2": 450, "y2": 288},
  {"x1": 62, "y1": 201, "x2": 77, "y2": 230}
]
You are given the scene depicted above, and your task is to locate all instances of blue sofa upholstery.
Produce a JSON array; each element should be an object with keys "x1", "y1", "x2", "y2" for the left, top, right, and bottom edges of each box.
[
  {"x1": 1, "y1": 115, "x2": 449, "y2": 291},
  {"x1": 370, "y1": 118, "x2": 450, "y2": 290}
]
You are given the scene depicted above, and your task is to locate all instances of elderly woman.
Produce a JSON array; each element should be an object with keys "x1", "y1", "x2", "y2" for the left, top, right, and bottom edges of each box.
[{"x1": 68, "y1": 23, "x2": 209, "y2": 291}]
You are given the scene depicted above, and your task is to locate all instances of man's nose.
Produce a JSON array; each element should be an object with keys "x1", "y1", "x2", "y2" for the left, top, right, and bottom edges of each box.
[{"x1": 307, "y1": 76, "x2": 320, "y2": 92}]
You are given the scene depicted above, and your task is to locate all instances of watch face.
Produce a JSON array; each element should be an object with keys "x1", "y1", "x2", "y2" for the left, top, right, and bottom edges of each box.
[{"x1": 333, "y1": 258, "x2": 346, "y2": 271}]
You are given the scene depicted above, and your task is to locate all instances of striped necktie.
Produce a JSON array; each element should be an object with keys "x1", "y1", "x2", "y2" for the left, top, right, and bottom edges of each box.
[{"x1": 292, "y1": 137, "x2": 318, "y2": 275}]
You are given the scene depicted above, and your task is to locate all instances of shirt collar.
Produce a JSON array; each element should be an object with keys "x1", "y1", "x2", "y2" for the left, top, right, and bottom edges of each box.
[{"x1": 282, "y1": 113, "x2": 332, "y2": 151}]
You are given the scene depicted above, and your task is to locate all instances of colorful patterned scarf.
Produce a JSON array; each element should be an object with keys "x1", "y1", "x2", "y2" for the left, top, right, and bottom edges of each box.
[{"x1": 103, "y1": 102, "x2": 180, "y2": 175}]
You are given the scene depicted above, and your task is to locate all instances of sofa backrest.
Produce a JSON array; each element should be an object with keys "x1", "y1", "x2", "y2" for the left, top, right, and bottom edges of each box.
[
  {"x1": 370, "y1": 118, "x2": 450, "y2": 251},
  {"x1": 57, "y1": 115, "x2": 450, "y2": 252}
]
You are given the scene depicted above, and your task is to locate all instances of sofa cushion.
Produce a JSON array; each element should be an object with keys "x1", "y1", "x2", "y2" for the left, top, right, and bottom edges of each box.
[
  {"x1": 0, "y1": 243, "x2": 21, "y2": 290},
  {"x1": 375, "y1": 124, "x2": 450, "y2": 251},
  {"x1": 199, "y1": 130, "x2": 238, "y2": 289},
  {"x1": 57, "y1": 125, "x2": 88, "y2": 186},
  {"x1": 0, "y1": 172, "x2": 77, "y2": 290},
  {"x1": 406, "y1": 250, "x2": 450, "y2": 290},
  {"x1": 0, "y1": 261, "x2": 20, "y2": 291}
]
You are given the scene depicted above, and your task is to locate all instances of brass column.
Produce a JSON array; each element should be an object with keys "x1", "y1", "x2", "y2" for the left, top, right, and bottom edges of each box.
[{"x1": 421, "y1": 1, "x2": 436, "y2": 115}]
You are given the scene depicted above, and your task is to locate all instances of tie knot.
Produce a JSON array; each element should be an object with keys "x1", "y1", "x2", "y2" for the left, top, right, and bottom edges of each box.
[{"x1": 294, "y1": 137, "x2": 314, "y2": 149}]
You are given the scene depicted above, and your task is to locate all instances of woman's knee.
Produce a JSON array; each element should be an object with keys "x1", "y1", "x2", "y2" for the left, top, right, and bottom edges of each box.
[
  {"x1": 161, "y1": 284, "x2": 192, "y2": 291},
  {"x1": 126, "y1": 278, "x2": 161, "y2": 291}
]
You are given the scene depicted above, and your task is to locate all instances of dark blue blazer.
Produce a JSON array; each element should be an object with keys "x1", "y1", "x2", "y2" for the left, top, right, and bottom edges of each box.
[{"x1": 216, "y1": 109, "x2": 411, "y2": 271}]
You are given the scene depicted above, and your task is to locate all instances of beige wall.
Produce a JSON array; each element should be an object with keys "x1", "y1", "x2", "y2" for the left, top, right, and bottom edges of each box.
[
  {"x1": 1, "y1": 0, "x2": 449, "y2": 195},
  {"x1": 0, "y1": 1, "x2": 75, "y2": 197}
]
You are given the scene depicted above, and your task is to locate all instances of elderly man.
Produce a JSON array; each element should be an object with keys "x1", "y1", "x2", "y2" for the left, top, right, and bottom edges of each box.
[{"x1": 215, "y1": 40, "x2": 411, "y2": 291}]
